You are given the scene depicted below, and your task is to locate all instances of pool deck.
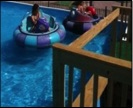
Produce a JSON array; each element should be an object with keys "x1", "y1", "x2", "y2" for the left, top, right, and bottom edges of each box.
[{"x1": 93, "y1": 1, "x2": 121, "y2": 10}]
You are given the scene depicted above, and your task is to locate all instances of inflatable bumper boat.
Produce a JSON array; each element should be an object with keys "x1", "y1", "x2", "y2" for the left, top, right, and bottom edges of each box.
[
  {"x1": 63, "y1": 8, "x2": 101, "y2": 34},
  {"x1": 14, "y1": 10, "x2": 66, "y2": 48}
]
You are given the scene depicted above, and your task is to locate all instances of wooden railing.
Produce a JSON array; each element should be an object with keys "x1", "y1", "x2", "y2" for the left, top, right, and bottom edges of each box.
[
  {"x1": 52, "y1": 5, "x2": 132, "y2": 107},
  {"x1": 110, "y1": 5, "x2": 132, "y2": 60}
]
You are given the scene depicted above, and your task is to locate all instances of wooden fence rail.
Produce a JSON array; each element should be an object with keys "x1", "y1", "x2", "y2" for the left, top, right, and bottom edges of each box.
[{"x1": 52, "y1": 6, "x2": 132, "y2": 107}]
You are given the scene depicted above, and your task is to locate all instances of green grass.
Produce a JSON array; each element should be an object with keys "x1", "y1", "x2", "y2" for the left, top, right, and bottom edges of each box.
[
  {"x1": 56, "y1": 1, "x2": 72, "y2": 7},
  {"x1": 115, "y1": 41, "x2": 132, "y2": 61}
]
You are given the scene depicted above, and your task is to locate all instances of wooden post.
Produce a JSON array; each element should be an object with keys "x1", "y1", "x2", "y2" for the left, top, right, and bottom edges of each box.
[
  {"x1": 53, "y1": 47, "x2": 65, "y2": 107},
  {"x1": 68, "y1": 66, "x2": 74, "y2": 107},
  {"x1": 121, "y1": 1, "x2": 124, "y2": 6},
  {"x1": 93, "y1": 75, "x2": 98, "y2": 107},
  {"x1": 90, "y1": 1, "x2": 93, "y2": 6},
  {"x1": 107, "y1": 79, "x2": 114, "y2": 107},
  {"x1": 126, "y1": 1, "x2": 128, "y2": 7},
  {"x1": 48, "y1": 1, "x2": 49, "y2": 7},
  {"x1": 121, "y1": 84, "x2": 128, "y2": 107},
  {"x1": 105, "y1": 6, "x2": 107, "y2": 17},
  {"x1": 80, "y1": 69, "x2": 86, "y2": 107}
]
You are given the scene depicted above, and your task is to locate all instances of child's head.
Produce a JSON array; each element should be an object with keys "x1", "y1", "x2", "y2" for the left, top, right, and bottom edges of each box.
[{"x1": 32, "y1": 4, "x2": 39, "y2": 15}]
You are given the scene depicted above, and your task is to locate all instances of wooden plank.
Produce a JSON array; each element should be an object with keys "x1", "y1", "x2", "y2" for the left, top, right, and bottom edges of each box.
[
  {"x1": 93, "y1": 74, "x2": 98, "y2": 107},
  {"x1": 53, "y1": 48, "x2": 65, "y2": 107},
  {"x1": 107, "y1": 79, "x2": 114, "y2": 107},
  {"x1": 121, "y1": 84, "x2": 128, "y2": 107},
  {"x1": 53, "y1": 44, "x2": 131, "y2": 85},
  {"x1": 112, "y1": 5, "x2": 131, "y2": 15},
  {"x1": 68, "y1": 66, "x2": 74, "y2": 107},
  {"x1": 80, "y1": 69, "x2": 86, "y2": 107},
  {"x1": 72, "y1": 76, "x2": 108, "y2": 107},
  {"x1": 53, "y1": 43, "x2": 131, "y2": 69},
  {"x1": 69, "y1": 8, "x2": 120, "y2": 48}
]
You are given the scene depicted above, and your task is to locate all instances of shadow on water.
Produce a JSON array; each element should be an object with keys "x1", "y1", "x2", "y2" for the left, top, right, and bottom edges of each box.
[
  {"x1": 61, "y1": 30, "x2": 80, "y2": 45},
  {"x1": 1, "y1": 39, "x2": 51, "y2": 65}
]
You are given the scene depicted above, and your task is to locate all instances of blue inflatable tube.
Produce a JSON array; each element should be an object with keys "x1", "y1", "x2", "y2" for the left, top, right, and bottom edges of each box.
[{"x1": 14, "y1": 10, "x2": 66, "y2": 48}]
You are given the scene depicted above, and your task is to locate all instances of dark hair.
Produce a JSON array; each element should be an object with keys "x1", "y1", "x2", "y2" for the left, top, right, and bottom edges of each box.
[{"x1": 32, "y1": 4, "x2": 39, "y2": 15}]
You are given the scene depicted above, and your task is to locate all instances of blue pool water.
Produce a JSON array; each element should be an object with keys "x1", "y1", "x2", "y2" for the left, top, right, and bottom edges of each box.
[{"x1": 1, "y1": 1, "x2": 114, "y2": 107}]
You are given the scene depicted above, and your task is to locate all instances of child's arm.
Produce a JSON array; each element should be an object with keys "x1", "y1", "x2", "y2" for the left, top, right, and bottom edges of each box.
[{"x1": 31, "y1": 16, "x2": 38, "y2": 25}]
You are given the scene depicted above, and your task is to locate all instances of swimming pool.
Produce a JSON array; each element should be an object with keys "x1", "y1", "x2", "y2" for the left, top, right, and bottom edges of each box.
[
  {"x1": 1, "y1": 1, "x2": 117, "y2": 107},
  {"x1": 1, "y1": 1, "x2": 84, "y2": 107}
]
